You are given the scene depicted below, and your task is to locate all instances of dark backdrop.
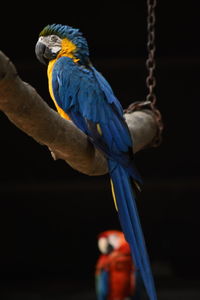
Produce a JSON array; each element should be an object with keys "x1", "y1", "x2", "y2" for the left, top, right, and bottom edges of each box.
[{"x1": 0, "y1": 1, "x2": 200, "y2": 298}]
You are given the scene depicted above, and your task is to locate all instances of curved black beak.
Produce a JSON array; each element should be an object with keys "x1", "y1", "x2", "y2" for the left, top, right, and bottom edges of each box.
[
  {"x1": 35, "y1": 41, "x2": 57, "y2": 65},
  {"x1": 35, "y1": 41, "x2": 48, "y2": 65}
]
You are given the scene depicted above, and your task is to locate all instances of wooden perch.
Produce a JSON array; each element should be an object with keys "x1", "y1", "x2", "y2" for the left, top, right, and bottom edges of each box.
[{"x1": 0, "y1": 51, "x2": 161, "y2": 176}]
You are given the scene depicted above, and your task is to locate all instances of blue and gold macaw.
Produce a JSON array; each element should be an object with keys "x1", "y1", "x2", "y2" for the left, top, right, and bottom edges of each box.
[{"x1": 35, "y1": 24, "x2": 157, "y2": 300}]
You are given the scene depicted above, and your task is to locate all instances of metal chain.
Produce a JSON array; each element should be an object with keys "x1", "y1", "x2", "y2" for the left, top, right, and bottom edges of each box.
[
  {"x1": 125, "y1": 0, "x2": 163, "y2": 147},
  {"x1": 146, "y1": 0, "x2": 163, "y2": 146},
  {"x1": 146, "y1": 0, "x2": 157, "y2": 106}
]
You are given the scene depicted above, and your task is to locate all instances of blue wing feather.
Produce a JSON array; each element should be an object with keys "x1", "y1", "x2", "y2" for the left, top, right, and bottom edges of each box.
[
  {"x1": 91, "y1": 66, "x2": 124, "y2": 115},
  {"x1": 52, "y1": 57, "x2": 139, "y2": 173},
  {"x1": 96, "y1": 270, "x2": 109, "y2": 300}
]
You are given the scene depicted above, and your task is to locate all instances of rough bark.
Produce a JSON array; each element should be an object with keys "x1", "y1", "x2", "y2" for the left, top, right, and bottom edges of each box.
[{"x1": 0, "y1": 51, "x2": 159, "y2": 176}]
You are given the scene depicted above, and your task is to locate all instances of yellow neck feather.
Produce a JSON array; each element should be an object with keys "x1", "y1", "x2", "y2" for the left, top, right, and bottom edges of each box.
[{"x1": 57, "y1": 38, "x2": 79, "y2": 63}]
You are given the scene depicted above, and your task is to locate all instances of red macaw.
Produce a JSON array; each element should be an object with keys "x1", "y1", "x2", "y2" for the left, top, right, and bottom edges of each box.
[{"x1": 96, "y1": 230, "x2": 142, "y2": 300}]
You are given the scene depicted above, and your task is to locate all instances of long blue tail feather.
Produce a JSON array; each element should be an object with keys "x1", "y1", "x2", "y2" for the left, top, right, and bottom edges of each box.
[{"x1": 108, "y1": 160, "x2": 157, "y2": 300}]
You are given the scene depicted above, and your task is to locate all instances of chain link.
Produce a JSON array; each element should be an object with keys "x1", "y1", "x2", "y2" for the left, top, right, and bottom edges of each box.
[
  {"x1": 146, "y1": 0, "x2": 157, "y2": 106},
  {"x1": 146, "y1": 0, "x2": 163, "y2": 146}
]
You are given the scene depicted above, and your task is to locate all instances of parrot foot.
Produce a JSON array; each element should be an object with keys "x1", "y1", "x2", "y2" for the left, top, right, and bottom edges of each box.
[{"x1": 48, "y1": 147, "x2": 59, "y2": 160}]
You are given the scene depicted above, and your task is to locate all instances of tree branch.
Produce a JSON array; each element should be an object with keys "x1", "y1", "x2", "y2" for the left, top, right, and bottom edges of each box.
[{"x1": 0, "y1": 51, "x2": 160, "y2": 176}]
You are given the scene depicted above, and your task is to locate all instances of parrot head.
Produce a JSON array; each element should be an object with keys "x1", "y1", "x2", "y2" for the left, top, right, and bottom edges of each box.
[
  {"x1": 97, "y1": 230, "x2": 128, "y2": 254},
  {"x1": 35, "y1": 24, "x2": 90, "y2": 65}
]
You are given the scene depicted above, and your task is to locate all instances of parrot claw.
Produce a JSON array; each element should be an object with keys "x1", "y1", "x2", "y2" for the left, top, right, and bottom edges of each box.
[{"x1": 48, "y1": 147, "x2": 59, "y2": 160}]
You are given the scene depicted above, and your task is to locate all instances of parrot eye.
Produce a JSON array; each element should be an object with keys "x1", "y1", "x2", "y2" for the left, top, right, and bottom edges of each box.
[{"x1": 50, "y1": 35, "x2": 58, "y2": 43}]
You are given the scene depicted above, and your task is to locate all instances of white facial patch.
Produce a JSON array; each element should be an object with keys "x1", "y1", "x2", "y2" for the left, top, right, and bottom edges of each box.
[
  {"x1": 108, "y1": 234, "x2": 120, "y2": 250},
  {"x1": 98, "y1": 237, "x2": 109, "y2": 254},
  {"x1": 38, "y1": 35, "x2": 62, "y2": 54}
]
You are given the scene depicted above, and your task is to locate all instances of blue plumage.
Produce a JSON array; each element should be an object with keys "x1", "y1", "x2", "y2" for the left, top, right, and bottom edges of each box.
[
  {"x1": 96, "y1": 270, "x2": 109, "y2": 300},
  {"x1": 52, "y1": 57, "x2": 140, "y2": 170},
  {"x1": 37, "y1": 24, "x2": 157, "y2": 300}
]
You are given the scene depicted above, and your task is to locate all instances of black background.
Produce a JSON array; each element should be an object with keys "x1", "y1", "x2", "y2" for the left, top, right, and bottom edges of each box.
[{"x1": 0, "y1": 1, "x2": 200, "y2": 299}]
